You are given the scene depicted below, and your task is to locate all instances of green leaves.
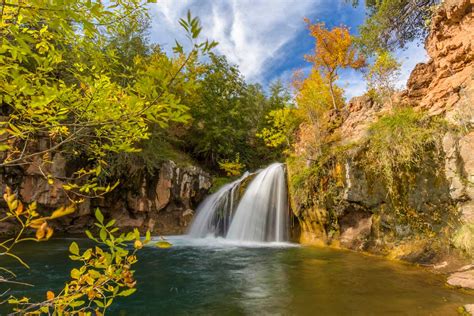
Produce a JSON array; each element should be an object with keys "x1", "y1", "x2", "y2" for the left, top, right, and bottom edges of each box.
[
  {"x1": 155, "y1": 241, "x2": 172, "y2": 249},
  {"x1": 69, "y1": 242, "x2": 79, "y2": 256},
  {"x1": 178, "y1": 10, "x2": 201, "y2": 38},
  {"x1": 176, "y1": 10, "x2": 218, "y2": 54},
  {"x1": 118, "y1": 288, "x2": 137, "y2": 297},
  {"x1": 95, "y1": 209, "x2": 104, "y2": 224}
]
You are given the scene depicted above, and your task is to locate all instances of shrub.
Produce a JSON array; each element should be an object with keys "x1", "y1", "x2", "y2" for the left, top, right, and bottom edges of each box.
[{"x1": 364, "y1": 107, "x2": 445, "y2": 191}]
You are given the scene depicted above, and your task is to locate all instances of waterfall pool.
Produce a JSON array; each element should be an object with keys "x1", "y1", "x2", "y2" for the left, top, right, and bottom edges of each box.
[{"x1": 2, "y1": 236, "x2": 473, "y2": 315}]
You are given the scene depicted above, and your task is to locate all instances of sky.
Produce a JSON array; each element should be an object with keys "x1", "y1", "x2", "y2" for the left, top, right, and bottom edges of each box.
[{"x1": 147, "y1": 0, "x2": 428, "y2": 100}]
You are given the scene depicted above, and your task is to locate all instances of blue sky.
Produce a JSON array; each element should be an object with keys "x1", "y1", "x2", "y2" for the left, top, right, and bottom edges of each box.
[{"x1": 148, "y1": 0, "x2": 428, "y2": 100}]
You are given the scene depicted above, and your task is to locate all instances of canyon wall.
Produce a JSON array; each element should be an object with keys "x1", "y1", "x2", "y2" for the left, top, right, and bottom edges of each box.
[{"x1": 294, "y1": 0, "x2": 473, "y2": 264}]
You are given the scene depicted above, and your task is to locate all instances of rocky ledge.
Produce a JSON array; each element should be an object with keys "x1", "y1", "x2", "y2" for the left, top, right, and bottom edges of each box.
[{"x1": 0, "y1": 160, "x2": 211, "y2": 236}]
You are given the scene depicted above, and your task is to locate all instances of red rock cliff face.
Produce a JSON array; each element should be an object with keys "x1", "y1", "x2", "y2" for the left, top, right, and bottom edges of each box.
[{"x1": 403, "y1": 0, "x2": 473, "y2": 117}]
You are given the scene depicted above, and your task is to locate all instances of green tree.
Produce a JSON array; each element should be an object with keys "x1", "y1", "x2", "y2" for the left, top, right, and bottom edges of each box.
[
  {"x1": 365, "y1": 50, "x2": 401, "y2": 105},
  {"x1": 352, "y1": 0, "x2": 437, "y2": 52},
  {"x1": 0, "y1": 1, "x2": 214, "y2": 198},
  {"x1": 257, "y1": 107, "x2": 301, "y2": 152},
  {"x1": 184, "y1": 54, "x2": 255, "y2": 169}
]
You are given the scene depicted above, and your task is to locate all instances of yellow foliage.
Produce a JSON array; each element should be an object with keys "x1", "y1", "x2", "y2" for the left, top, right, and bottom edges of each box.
[
  {"x1": 304, "y1": 20, "x2": 365, "y2": 110},
  {"x1": 304, "y1": 21, "x2": 365, "y2": 76},
  {"x1": 218, "y1": 154, "x2": 245, "y2": 177},
  {"x1": 257, "y1": 107, "x2": 301, "y2": 151}
]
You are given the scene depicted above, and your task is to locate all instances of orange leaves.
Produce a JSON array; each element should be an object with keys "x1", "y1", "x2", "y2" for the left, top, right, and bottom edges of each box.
[
  {"x1": 133, "y1": 239, "x2": 143, "y2": 250},
  {"x1": 46, "y1": 291, "x2": 55, "y2": 301},
  {"x1": 33, "y1": 220, "x2": 53, "y2": 241},
  {"x1": 304, "y1": 20, "x2": 365, "y2": 77}
]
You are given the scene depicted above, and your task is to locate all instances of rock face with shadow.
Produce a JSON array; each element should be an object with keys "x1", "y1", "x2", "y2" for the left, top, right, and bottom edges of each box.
[{"x1": 0, "y1": 159, "x2": 211, "y2": 236}]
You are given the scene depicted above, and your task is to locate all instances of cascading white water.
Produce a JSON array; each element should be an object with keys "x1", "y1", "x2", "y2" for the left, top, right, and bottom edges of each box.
[
  {"x1": 188, "y1": 172, "x2": 250, "y2": 238},
  {"x1": 188, "y1": 163, "x2": 289, "y2": 243},
  {"x1": 226, "y1": 163, "x2": 288, "y2": 242}
]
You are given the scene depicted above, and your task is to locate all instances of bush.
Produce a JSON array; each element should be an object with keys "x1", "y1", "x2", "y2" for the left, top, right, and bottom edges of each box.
[{"x1": 364, "y1": 107, "x2": 445, "y2": 191}]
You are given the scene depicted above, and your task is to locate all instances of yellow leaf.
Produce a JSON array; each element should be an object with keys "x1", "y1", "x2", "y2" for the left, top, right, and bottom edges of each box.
[
  {"x1": 50, "y1": 205, "x2": 75, "y2": 219},
  {"x1": 46, "y1": 226, "x2": 54, "y2": 240},
  {"x1": 134, "y1": 240, "x2": 143, "y2": 250},
  {"x1": 30, "y1": 218, "x2": 46, "y2": 229},
  {"x1": 36, "y1": 222, "x2": 47, "y2": 240},
  {"x1": 155, "y1": 241, "x2": 172, "y2": 249},
  {"x1": 70, "y1": 268, "x2": 81, "y2": 280},
  {"x1": 15, "y1": 201, "x2": 24, "y2": 215}
]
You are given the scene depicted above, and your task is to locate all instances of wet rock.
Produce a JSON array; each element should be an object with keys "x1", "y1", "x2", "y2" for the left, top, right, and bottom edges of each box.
[
  {"x1": 155, "y1": 161, "x2": 174, "y2": 211},
  {"x1": 447, "y1": 267, "x2": 474, "y2": 290},
  {"x1": 1, "y1": 159, "x2": 211, "y2": 236},
  {"x1": 442, "y1": 132, "x2": 467, "y2": 201},
  {"x1": 339, "y1": 210, "x2": 373, "y2": 249},
  {"x1": 127, "y1": 178, "x2": 150, "y2": 213},
  {"x1": 460, "y1": 132, "x2": 474, "y2": 199}
]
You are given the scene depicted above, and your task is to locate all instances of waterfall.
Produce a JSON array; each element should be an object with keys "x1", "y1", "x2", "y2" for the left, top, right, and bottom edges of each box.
[
  {"x1": 226, "y1": 163, "x2": 288, "y2": 242},
  {"x1": 188, "y1": 163, "x2": 289, "y2": 243},
  {"x1": 188, "y1": 172, "x2": 250, "y2": 238}
]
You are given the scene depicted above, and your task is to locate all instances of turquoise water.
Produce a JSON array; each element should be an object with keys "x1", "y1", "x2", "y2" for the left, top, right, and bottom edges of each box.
[{"x1": 2, "y1": 236, "x2": 472, "y2": 315}]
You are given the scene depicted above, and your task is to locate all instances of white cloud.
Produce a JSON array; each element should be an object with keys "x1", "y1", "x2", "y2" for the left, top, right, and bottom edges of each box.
[
  {"x1": 148, "y1": 0, "x2": 320, "y2": 81},
  {"x1": 148, "y1": 1, "x2": 428, "y2": 99}
]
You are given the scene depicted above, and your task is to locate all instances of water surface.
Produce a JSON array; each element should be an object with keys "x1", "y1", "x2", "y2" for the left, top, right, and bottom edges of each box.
[{"x1": 2, "y1": 236, "x2": 472, "y2": 315}]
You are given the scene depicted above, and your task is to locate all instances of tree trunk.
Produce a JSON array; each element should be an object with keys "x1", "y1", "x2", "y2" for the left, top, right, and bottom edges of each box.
[{"x1": 328, "y1": 80, "x2": 338, "y2": 112}]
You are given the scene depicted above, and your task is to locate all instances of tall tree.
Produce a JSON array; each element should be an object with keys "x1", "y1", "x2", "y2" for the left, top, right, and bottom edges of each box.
[
  {"x1": 304, "y1": 21, "x2": 365, "y2": 111},
  {"x1": 185, "y1": 54, "x2": 251, "y2": 168}
]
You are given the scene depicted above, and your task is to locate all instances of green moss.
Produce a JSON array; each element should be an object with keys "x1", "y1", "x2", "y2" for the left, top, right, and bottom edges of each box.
[{"x1": 210, "y1": 176, "x2": 234, "y2": 193}]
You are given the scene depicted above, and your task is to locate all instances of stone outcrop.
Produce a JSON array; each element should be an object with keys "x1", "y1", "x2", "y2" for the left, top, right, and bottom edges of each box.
[
  {"x1": 0, "y1": 159, "x2": 211, "y2": 236},
  {"x1": 447, "y1": 265, "x2": 474, "y2": 290},
  {"x1": 294, "y1": 0, "x2": 473, "y2": 266},
  {"x1": 403, "y1": 0, "x2": 473, "y2": 117}
]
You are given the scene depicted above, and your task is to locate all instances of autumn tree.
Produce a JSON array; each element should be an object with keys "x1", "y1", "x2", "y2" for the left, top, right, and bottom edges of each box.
[
  {"x1": 257, "y1": 107, "x2": 301, "y2": 153},
  {"x1": 293, "y1": 69, "x2": 344, "y2": 158},
  {"x1": 304, "y1": 21, "x2": 365, "y2": 111}
]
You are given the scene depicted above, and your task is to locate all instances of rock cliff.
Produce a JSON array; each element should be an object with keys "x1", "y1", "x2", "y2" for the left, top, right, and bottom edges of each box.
[
  {"x1": 0, "y1": 159, "x2": 211, "y2": 236},
  {"x1": 294, "y1": 0, "x2": 473, "y2": 266}
]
